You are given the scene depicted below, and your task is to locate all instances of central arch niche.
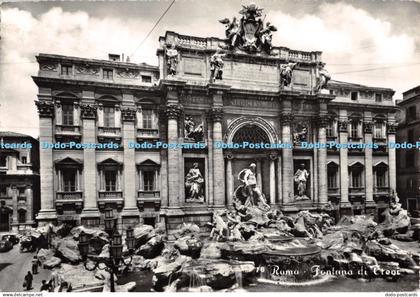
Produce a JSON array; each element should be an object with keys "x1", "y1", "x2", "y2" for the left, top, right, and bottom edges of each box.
[{"x1": 232, "y1": 124, "x2": 270, "y2": 144}]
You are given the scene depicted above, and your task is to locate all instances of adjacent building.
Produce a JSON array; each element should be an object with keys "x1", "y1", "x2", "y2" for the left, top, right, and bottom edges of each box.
[
  {"x1": 396, "y1": 85, "x2": 420, "y2": 214},
  {"x1": 32, "y1": 5, "x2": 398, "y2": 232},
  {"x1": 0, "y1": 132, "x2": 40, "y2": 232}
]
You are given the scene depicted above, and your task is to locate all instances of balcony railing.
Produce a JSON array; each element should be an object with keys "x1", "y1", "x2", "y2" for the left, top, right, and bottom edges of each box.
[
  {"x1": 349, "y1": 187, "x2": 365, "y2": 195},
  {"x1": 98, "y1": 190, "x2": 123, "y2": 199},
  {"x1": 56, "y1": 125, "x2": 81, "y2": 134},
  {"x1": 137, "y1": 190, "x2": 160, "y2": 198},
  {"x1": 374, "y1": 186, "x2": 390, "y2": 195},
  {"x1": 56, "y1": 191, "x2": 83, "y2": 201},
  {"x1": 98, "y1": 127, "x2": 121, "y2": 135},
  {"x1": 137, "y1": 128, "x2": 159, "y2": 139},
  {"x1": 328, "y1": 187, "x2": 339, "y2": 195}
]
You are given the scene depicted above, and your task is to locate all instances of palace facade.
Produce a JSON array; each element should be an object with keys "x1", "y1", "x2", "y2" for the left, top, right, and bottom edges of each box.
[
  {"x1": 0, "y1": 132, "x2": 40, "y2": 232},
  {"x1": 32, "y1": 7, "x2": 398, "y2": 231},
  {"x1": 396, "y1": 85, "x2": 420, "y2": 214}
]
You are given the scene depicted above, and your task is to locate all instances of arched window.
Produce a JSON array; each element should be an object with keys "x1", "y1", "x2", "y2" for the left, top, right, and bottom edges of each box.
[{"x1": 232, "y1": 125, "x2": 270, "y2": 144}]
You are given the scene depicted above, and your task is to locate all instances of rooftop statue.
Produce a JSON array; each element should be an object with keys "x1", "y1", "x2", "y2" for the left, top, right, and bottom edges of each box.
[
  {"x1": 314, "y1": 67, "x2": 331, "y2": 93},
  {"x1": 279, "y1": 62, "x2": 297, "y2": 88},
  {"x1": 219, "y1": 3, "x2": 277, "y2": 54}
]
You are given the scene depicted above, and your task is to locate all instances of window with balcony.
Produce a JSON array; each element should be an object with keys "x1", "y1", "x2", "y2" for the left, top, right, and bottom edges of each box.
[
  {"x1": 61, "y1": 65, "x2": 72, "y2": 75},
  {"x1": 98, "y1": 159, "x2": 122, "y2": 197},
  {"x1": 351, "y1": 92, "x2": 358, "y2": 101},
  {"x1": 103, "y1": 68, "x2": 113, "y2": 80},
  {"x1": 104, "y1": 170, "x2": 117, "y2": 191},
  {"x1": 104, "y1": 106, "x2": 115, "y2": 127},
  {"x1": 55, "y1": 157, "x2": 83, "y2": 201},
  {"x1": 375, "y1": 93, "x2": 382, "y2": 103},
  {"x1": 63, "y1": 169, "x2": 77, "y2": 192},
  {"x1": 21, "y1": 156, "x2": 27, "y2": 164},
  {"x1": 137, "y1": 159, "x2": 160, "y2": 198},
  {"x1": 62, "y1": 103, "x2": 74, "y2": 126},
  {"x1": 142, "y1": 109, "x2": 153, "y2": 129}
]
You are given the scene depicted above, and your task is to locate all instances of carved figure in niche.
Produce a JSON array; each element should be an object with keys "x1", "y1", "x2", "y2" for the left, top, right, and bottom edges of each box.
[
  {"x1": 280, "y1": 62, "x2": 297, "y2": 87},
  {"x1": 293, "y1": 126, "x2": 308, "y2": 145},
  {"x1": 210, "y1": 50, "x2": 226, "y2": 82},
  {"x1": 219, "y1": 17, "x2": 240, "y2": 48},
  {"x1": 259, "y1": 22, "x2": 277, "y2": 53},
  {"x1": 166, "y1": 44, "x2": 178, "y2": 76},
  {"x1": 184, "y1": 116, "x2": 204, "y2": 142},
  {"x1": 294, "y1": 163, "x2": 310, "y2": 200},
  {"x1": 314, "y1": 67, "x2": 331, "y2": 92},
  {"x1": 237, "y1": 163, "x2": 270, "y2": 212},
  {"x1": 185, "y1": 162, "x2": 204, "y2": 202}
]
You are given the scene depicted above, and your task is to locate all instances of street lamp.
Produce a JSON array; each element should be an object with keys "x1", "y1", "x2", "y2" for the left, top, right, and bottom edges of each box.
[
  {"x1": 77, "y1": 210, "x2": 133, "y2": 292},
  {"x1": 125, "y1": 227, "x2": 136, "y2": 252}
]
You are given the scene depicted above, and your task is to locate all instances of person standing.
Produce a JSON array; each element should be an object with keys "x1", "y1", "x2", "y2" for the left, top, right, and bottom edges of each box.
[
  {"x1": 24, "y1": 271, "x2": 33, "y2": 291},
  {"x1": 31, "y1": 256, "x2": 39, "y2": 274}
]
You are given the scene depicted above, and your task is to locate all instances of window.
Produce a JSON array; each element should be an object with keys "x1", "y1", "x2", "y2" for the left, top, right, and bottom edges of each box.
[
  {"x1": 18, "y1": 210, "x2": 26, "y2": 224},
  {"x1": 104, "y1": 170, "x2": 117, "y2": 191},
  {"x1": 141, "y1": 75, "x2": 152, "y2": 83},
  {"x1": 21, "y1": 156, "x2": 27, "y2": 164},
  {"x1": 376, "y1": 169, "x2": 387, "y2": 187},
  {"x1": 63, "y1": 169, "x2": 76, "y2": 192},
  {"x1": 351, "y1": 92, "x2": 358, "y2": 101},
  {"x1": 143, "y1": 171, "x2": 155, "y2": 191},
  {"x1": 351, "y1": 169, "x2": 363, "y2": 188},
  {"x1": 374, "y1": 122, "x2": 385, "y2": 139},
  {"x1": 0, "y1": 155, "x2": 7, "y2": 167},
  {"x1": 19, "y1": 188, "x2": 25, "y2": 195},
  {"x1": 326, "y1": 120, "x2": 336, "y2": 138},
  {"x1": 408, "y1": 106, "x2": 416, "y2": 122},
  {"x1": 350, "y1": 119, "x2": 360, "y2": 138},
  {"x1": 327, "y1": 165, "x2": 338, "y2": 189},
  {"x1": 142, "y1": 109, "x2": 153, "y2": 129},
  {"x1": 375, "y1": 93, "x2": 382, "y2": 103},
  {"x1": 406, "y1": 150, "x2": 415, "y2": 168},
  {"x1": 408, "y1": 129, "x2": 415, "y2": 144},
  {"x1": 103, "y1": 68, "x2": 113, "y2": 80},
  {"x1": 104, "y1": 106, "x2": 115, "y2": 127},
  {"x1": 61, "y1": 65, "x2": 72, "y2": 75},
  {"x1": 62, "y1": 104, "x2": 74, "y2": 126}
]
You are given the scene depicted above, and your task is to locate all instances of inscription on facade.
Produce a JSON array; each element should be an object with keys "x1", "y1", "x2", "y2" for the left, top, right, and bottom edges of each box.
[
  {"x1": 225, "y1": 98, "x2": 278, "y2": 109},
  {"x1": 183, "y1": 56, "x2": 204, "y2": 76}
]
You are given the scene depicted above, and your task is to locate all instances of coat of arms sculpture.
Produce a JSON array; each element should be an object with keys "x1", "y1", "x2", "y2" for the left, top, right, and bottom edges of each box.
[{"x1": 219, "y1": 3, "x2": 277, "y2": 54}]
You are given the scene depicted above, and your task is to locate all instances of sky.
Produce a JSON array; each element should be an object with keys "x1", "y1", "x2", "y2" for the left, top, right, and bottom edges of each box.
[{"x1": 1, "y1": 0, "x2": 420, "y2": 137}]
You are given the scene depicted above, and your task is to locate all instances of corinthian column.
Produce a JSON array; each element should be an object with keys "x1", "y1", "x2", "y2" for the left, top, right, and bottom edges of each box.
[
  {"x1": 210, "y1": 107, "x2": 225, "y2": 207},
  {"x1": 364, "y1": 121, "x2": 374, "y2": 205},
  {"x1": 317, "y1": 116, "x2": 328, "y2": 205},
  {"x1": 165, "y1": 104, "x2": 182, "y2": 208},
  {"x1": 35, "y1": 100, "x2": 57, "y2": 223},
  {"x1": 338, "y1": 119, "x2": 350, "y2": 208},
  {"x1": 122, "y1": 107, "x2": 138, "y2": 216},
  {"x1": 280, "y1": 113, "x2": 294, "y2": 205},
  {"x1": 80, "y1": 104, "x2": 100, "y2": 219},
  {"x1": 387, "y1": 122, "x2": 397, "y2": 192}
]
